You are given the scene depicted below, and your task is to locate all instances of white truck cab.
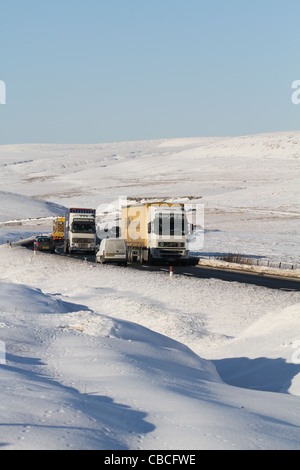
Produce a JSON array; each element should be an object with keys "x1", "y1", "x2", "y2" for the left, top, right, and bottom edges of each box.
[
  {"x1": 64, "y1": 208, "x2": 96, "y2": 254},
  {"x1": 121, "y1": 202, "x2": 193, "y2": 265}
]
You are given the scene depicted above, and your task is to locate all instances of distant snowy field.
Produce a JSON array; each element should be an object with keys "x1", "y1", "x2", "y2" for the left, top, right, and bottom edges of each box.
[
  {"x1": 0, "y1": 132, "x2": 299, "y2": 450},
  {"x1": 1, "y1": 132, "x2": 299, "y2": 265}
]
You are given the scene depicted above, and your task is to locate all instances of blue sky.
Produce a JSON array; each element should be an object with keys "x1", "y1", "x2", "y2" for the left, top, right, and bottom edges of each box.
[{"x1": 1, "y1": 0, "x2": 299, "y2": 144}]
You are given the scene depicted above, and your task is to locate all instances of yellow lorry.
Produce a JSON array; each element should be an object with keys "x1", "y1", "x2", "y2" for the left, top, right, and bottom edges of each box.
[
  {"x1": 52, "y1": 216, "x2": 65, "y2": 241},
  {"x1": 121, "y1": 202, "x2": 194, "y2": 265}
]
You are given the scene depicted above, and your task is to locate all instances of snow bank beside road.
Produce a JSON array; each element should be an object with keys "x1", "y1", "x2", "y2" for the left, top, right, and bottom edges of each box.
[
  {"x1": 0, "y1": 243, "x2": 300, "y2": 449},
  {"x1": 197, "y1": 258, "x2": 300, "y2": 279}
]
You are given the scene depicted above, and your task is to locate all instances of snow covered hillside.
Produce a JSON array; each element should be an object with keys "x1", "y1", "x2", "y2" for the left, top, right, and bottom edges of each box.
[
  {"x1": 1, "y1": 131, "x2": 299, "y2": 265},
  {"x1": 0, "y1": 132, "x2": 300, "y2": 450}
]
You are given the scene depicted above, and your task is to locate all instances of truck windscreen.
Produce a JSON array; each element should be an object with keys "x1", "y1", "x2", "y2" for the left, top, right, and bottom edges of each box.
[
  {"x1": 71, "y1": 221, "x2": 96, "y2": 233},
  {"x1": 152, "y1": 213, "x2": 187, "y2": 236}
]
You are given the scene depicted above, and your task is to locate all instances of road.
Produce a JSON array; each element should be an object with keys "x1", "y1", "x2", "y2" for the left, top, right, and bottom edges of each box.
[
  {"x1": 129, "y1": 263, "x2": 300, "y2": 292},
  {"x1": 60, "y1": 247, "x2": 300, "y2": 292},
  {"x1": 22, "y1": 240, "x2": 300, "y2": 292}
]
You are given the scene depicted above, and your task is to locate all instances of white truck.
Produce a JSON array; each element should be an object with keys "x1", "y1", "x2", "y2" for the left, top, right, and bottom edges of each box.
[
  {"x1": 121, "y1": 202, "x2": 195, "y2": 265},
  {"x1": 64, "y1": 208, "x2": 96, "y2": 254}
]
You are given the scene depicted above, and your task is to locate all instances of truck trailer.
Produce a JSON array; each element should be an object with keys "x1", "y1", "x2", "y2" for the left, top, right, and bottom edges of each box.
[
  {"x1": 64, "y1": 208, "x2": 96, "y2": 254},
  {"x1": 121, "y1": 202, "x2": 194, "y2": 265}
]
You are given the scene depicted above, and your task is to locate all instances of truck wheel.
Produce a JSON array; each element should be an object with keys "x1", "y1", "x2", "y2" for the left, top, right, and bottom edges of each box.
[{"x1": 129, "y1": 247, "x2": 135, "y2": 263}]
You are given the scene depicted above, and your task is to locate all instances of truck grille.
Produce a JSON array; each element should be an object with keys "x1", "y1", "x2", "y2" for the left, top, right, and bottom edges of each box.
[
  {"x1": 160, "y1": 250, "x2": 183, "y2": 258},
  {"x1": 72, "y1": 238, "x2": 92, "y2": 244},
  {"x1": 159, "y1": 242, "x2": 184, "y2": 247}
]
